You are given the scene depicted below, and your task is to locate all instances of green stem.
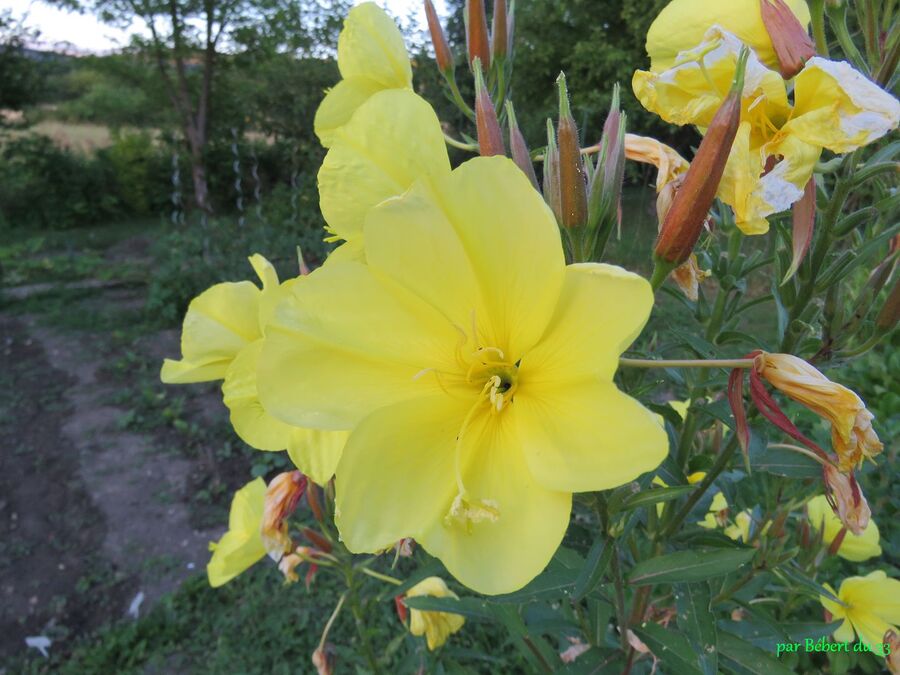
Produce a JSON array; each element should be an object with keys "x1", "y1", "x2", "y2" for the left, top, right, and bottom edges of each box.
[
  {"x1": 357, "y1": 567, "x2": 402, "y2": 586},
  {"x1": 712, "y1": 570, "x2": 756, "y2": 605},
  {"x1": 445, "y1": 71, "x2": 476, "y2": 121},
  {"x1": 661, "y1": 436, "x2": 739, "y2": 538},
  {"x1": 347, "y1": 572, "x2": 381, "y2": 674},
  {"x1": 618, "y1": 357, "x2": 755, "y2": 369},
  {"x1": 808, "y1": 0, "x2": 830, "y2": 57},
  {"x1": 827, "y1": 4, "x2": 869, "y2": 73},
  {"x1": 443, "y1": 132, "x2": 479, "y2": 152},
  {"x1": 317, "y1": 592, "x2": 347, "y2": 652},
  {"x1": 609, "y1": 547, "x2": 631, "y2": 652}
]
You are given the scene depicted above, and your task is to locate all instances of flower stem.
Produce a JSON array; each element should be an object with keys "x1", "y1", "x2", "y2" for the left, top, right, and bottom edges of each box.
[
  {"x1": 443, "y1": 132, "x2": 479, "y2": 152},
  {"x1": 609, "y1": 547, "x2": 631, "y2": 652},
  {"x1": 358, "y1": 567, "x2": 402, "y2": 585},
  {"x1": 445, "y1": 71, "x2": 476, "y2": 121},
  {"x1": 618, "y1": 357, "x2": 755, "y2": 369},
  {"x1": 317, "y1": 592, "x2": 347, "y2": 653},
  {"x1": 808, "y1": 0, "x2": 830, "y2": 58}
]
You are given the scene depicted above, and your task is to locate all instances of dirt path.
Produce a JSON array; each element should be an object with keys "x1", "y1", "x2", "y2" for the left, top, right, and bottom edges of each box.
[{"x1": 0, "y1": 241, "x2": 225, "y2": 662}]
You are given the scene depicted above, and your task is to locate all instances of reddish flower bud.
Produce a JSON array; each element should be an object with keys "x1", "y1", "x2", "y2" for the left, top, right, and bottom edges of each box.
[
  {"x1": 302, "y1": 527, "x2": 333, "y2": 553},
  {"x1": 424, "y1": 0, "x2": 453, "y2": 74},
  {"x1": 543, "y1": 118, "x2": 562, "y2": 222},
  {"x1": 465, "y1": 0, "x2": 490, "y2": 71},
  {"x1": 760, "y1": 0, "x2": 816, "y2": 79},
  {"x1": 653, "y1": 49, "x2": 748, "y2": 279},
  {"x1": 587, "y1": 86, "x2": 626, "y2": 237},
  {"x1": 491, "y1": 0, "x2": 508, "y2": 61},
  {"x1": 506, "y1": 0, "x2": 516, "y2": 59},
  {"x1": 505, "y1": 101, "x2": 538, "y2": 189},
  {"x1": 556, "y1": 73, "x2": 587, "y2": 229},
  {"x1": 394, "y1": 595, "x2": 408, "y2": 624},
  {"x1": 306, "y1": 482, "x2": 323, "y2": 522},
  {"x1": 782, "y1": 177, "x2": 816, "y2": 283},
  {"x1": 473, "y1": 59, "x2": 504, "y2": 156},
  {"x1": 876, "y1": 276, "x2": 900, "y2": 333}
]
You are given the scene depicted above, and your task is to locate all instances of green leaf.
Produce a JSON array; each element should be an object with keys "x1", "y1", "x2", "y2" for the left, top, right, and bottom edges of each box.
[
  {"x1": 619, "y1": 486, "x2": 694, "y2": 512},
  {"x1": 675, "y1": 583, "x2": 718, "y2": 675},
  {"x1": 717, "y1": 631, "x2": 795, "y2": 675},
  {"x1": 573, "y1": 537, "x2": 613, "y2": 601},
  {"x1": 628, "y1": 549, "x2": 755, "y2": 586},
  {"x1": 402, "y1": 596, "x2": 494, "y2": 621},
  {"x1": 632, "y1": 623, "x2": 703, "y2": 675},
  {"x1": 773, "y1": 564, "x2": 843, "y2": 605},
  {"x1": 750, "y1": 443, "x2": 821, "y2": 478},
  {"x1": 489, "y1": 604, "x2": 558, "y2": 673}
]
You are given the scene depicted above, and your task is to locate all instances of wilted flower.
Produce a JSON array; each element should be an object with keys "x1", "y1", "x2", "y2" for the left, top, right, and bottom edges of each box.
[
  {"x1": 405, "y1": 577, "x2": 465, "y2": 650},
  {"x1": 886, "y1": 630, "x2": 900, "y2": 675},
  {"x1": 624, "y1": 133, "x2": 688, "y2": 192},
  {"x1": 258, "y1": 101, "x2": 665, "y2": 593},
  {"x1": 807, "y1": 495, "x2": 881, "y2": 562},
  {"x1": 757, "y1": 352, "x2": 883, "y2": 471},
  {"x1": 261, "y1": 471, "x2": 308, "y2": 561},
  {"x1": 823, "y1": 465, "x2": 871, "y2": 536},
  {"x1": 312, "y1": 644, "x2": 335, "y2": 675},
  {"x1": 314, "y1": 3, "x2": 412, "y2": 147},
  {"x1": 671, "y1": 254, "x2": 710, "y2": 302},
  {"x1": 820, "y1": 571, "x2": 900, "y2": 657},
  {"x1": 635, "y1": 27, "x2": 899, "y2": 234},
  {"x1": 207, "y1": 478, "x2": 267, "y2": 587}
]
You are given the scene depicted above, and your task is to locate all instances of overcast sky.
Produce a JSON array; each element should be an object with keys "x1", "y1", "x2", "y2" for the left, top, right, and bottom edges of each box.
[{"x1": 7, "y1": 0, "x2": 447, "y2": 53}]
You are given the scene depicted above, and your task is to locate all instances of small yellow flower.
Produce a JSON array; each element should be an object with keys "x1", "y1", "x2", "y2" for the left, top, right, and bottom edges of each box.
[
  {"x1": 698, "y1": 492, "x2": 730, "y2": 530},
  {"x1": 314, "y1": 2, "x2": 412, "y2": 147},
  {"x1": 724, "y1": 510, "x2": 753, "y2": 543},
  {"x1": 207, "y1": 478, "x2": 267, "y2": 587},
  {"x1": 406, "y1": 577, "x2": 465, "y2": 650},
  {"x1": 758, "y1": 353, "x2": 883, "y2": 471},
  {"x1": 161, "y1": 255, "x2": 348, "y2": 485},
  {"x1": 820, "y1": 571, "x2": 900, "y2": 657},
  {"x1": 644, "y1": 0, "x2": 810, "y2": 73},
  {"x1": 807, "y1": 495, "x2": 881, "y2": 562},
  {"x1": 634, "y1": 28, "x2": 900, "y2": 234},
  {"x1": 259, "y1": 146, "x2": 666, "y2": 593}
]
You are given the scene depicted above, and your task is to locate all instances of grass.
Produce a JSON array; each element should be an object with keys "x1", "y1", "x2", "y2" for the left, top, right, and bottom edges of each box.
[{"x1": 6, "y1": 121, "x2": 115, "y2": 153}]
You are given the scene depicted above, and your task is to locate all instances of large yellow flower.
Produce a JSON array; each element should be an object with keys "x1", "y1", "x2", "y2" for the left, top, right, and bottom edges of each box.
[
  {"x1": 318, "y1": 89, "x2": 451, "y2": 261},
  {"x1": 821, "y1": 571, "x2": 900, "y2": 657},
  {"x1": 645, "y1": 0, "x2": 810, "y2": 73},
  {"x1": 259, "y1": 155, "x2": 666, "y2": 594},
  {"x1": 314, "y1": 2, "x2": 412, "y2": 148},
  {"x1": 807, "y1": 495, "x2": 881, "y2": 562},
  {"x1": 406, "y1": 576, "x2": 465, "y2": 650},
  {"x1": 634, "y1": 28, "x2": 900, "y2": 234},
  {"x1": 160, "y1": 255, "x2": 347, "y2": 485},
  {"x1": 207, "y1": 477, "x2": 267, "y2": 587}
]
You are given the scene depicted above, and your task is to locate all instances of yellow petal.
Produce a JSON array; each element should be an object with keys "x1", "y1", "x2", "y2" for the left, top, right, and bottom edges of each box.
[
  {"x1": 324, "y1": 238, "x2": 366, "y2": 266},
  {"x1": 258, "y1": 262, "x2": 458, "y2": 429},
  {"x1": 161, "y1": 281, "x2": 261, "y2": 384},
  {"x1": 841, "y1": 571, "x2": 900, "y2": 625},
  {"x1": 207, "y1": 477, "x2": 267, "y2": 587},
  {"x1": 222, "y1": 340, "x2": 295, "y2": 451},
  {"x1": 314, "y1": 77, "x2": 384, "y2": 148},
  {"x1": 287, "y1": 428, "x2": 349, "y2": 486},
  {"x1": 334, "y1": 396, "x2": 468, "y2": 552},
  {"x1": 521, "y1": 263, "x2": 654, "y2": 383},
  {"x1": 788, "y1": 57, "x2": 900, "y2": 154},
  {"x1": 645, "y1": 0, "x2": 810, "y2": 72},
  {"x1": 439, "y1": 156, "x2": 566, "y2": 360},
  {"x1": 807, "y1": 495, "x2": 881, "y2": 562},
  {"x1": 513, "y1": 380, "x2": 666, "y2": 493},
  {"x1": 337, "y1": 2, "x2": 411, "y2": 89},
  {"x1": 420, "y1": 408, "x2": 572, "y2": 595},
  {"x1": 318, "y1": 89, "x2": 450, "y2": 243}
]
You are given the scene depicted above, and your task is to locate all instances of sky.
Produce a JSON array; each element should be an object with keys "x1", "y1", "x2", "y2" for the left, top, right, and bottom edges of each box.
[{"x1": 7, "y1": 0, "x2": 447, "y2": 54}]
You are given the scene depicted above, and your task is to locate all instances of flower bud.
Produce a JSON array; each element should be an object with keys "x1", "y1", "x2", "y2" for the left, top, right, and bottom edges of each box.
[
  {"x1": 782, "y1": 177, "x2": 816, "y2": 283},
  {"x1": 505, "y1": 101, "x2": 538, "y2": 189},
  {"x1": 823, "y1": 464, "x2": 870, "y2": 535},
  {"x1": 757, "y1": 352, "x2": 883, "y2": 471},
  {"x1": 491, "y1": 0, "x2": 508, "y2": 61},
  {"x1": 506, "y1": 0, "x2": 515, "y2": 59},
  {"x1": 653, "y1": 48, "x2": 748, "y2": 281},
  {"x1": 886, "y1": 630, "x2": 900, "y2": 675},
  {"x1": 424, "y1": 0, "x2": 453, "y2": 74},
  {"x1": 465, "y1": 0, "x2": 490, "y2": 71},
  {"x1": 261, "y1": 471, "x2": 308, "y2": 561},
  {"x1": 302, "y1": 526, "x2": 333, "y2": 553},
  {"x1": 473, "y1": 59, "x2": 504, "y2": 156},
  {"x1": 556, "y1": 73, "x2": 588, "y2": 229},
  {"x1": 760, "y1": 0, "x2": 816, "y2": 79},
  {"x1": 876, "y1": 276, "x2": 900, "y2": 333},
  {"x1": 405, "y1": 576, "x2": 466, "y2": 650},
  {"x1": 587, "y1": 85, "x2": 626, "y2": 237},
  {"x1": 543, "y1": 118, "x2": 562, "y2": 222}
]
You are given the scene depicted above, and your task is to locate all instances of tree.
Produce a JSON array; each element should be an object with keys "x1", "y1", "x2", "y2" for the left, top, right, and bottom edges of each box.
[{"x1": 0, "y1": 11, "x2": 42, "y2": 113}]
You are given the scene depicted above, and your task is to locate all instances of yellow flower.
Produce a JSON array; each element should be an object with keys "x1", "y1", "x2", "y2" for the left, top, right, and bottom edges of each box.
[
  {"x1": 698, "y1": 491, "x2": 729, "y2": 529},
  {"x1": 314, "y1": 2, "x2": 412, "y2": 147},
  {"x1": 644, "y1": 0, "x2": 810, "y2": 73},
  {"x1": 634, "y1": 28, "x2": 900, "y2": 234},
  {"x1": 318, "y1": 89, "x2": 450, "y2": 259},
  {"x1": 757, "y1": 352, "x2": 883, "y2": 471},
  {"x1": 259, "y1": 152, "x2": 666, "y2": 593},
  {"x1": 406, "y1": 577, "x2": 465, "y2": 650},
  {"x1": 807, "y1": 494, "x2": 881, "y2": 562},
  {"x1": 821, "y1": 571, "x2": 900, "y2": 657},
  {"x1": 161, "y1": 255, "x2": 348, "y2": 485},
  {"x1": 207, "y1": 478, "x2": 267, "y2": 587},
  {"x1": 724, "y1": 510, "x2": 753, "y2": 543}
]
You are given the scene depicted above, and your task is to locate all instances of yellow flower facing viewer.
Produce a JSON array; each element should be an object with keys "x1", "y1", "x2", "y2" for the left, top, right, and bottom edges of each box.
[
  {"x1": 634, "y1": 27, "x2": 900, "y2": 235},
  {"x1": 807, "y1": 495, "x2": 881, "y2": 562},
  {"x1": 314, "y1": 2, "x2": 412, "y2": 148},
  {"x1": 405, "y1": 576, "x2": 465, "y2": 650},
  {"x1": 259, "y1": 150, "x2": 667, "y2": 593},
  {"x1": 645, "y1": 0, "x2": 810, "y2": 73},
  {"x1": 160, "y1": 255, "x2": 348, "y2": 485},
  {"x1": 821, "y1": 571, "x2": 900, "y2": 657},
  {"x1": 207, "y1": 478, "x2": 267, "y2": 587}
]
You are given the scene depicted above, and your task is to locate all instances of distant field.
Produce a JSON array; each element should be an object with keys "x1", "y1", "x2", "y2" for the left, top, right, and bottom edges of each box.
[{"x1": 6, "y1": 120, "x2": 116, "y2": 152}]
